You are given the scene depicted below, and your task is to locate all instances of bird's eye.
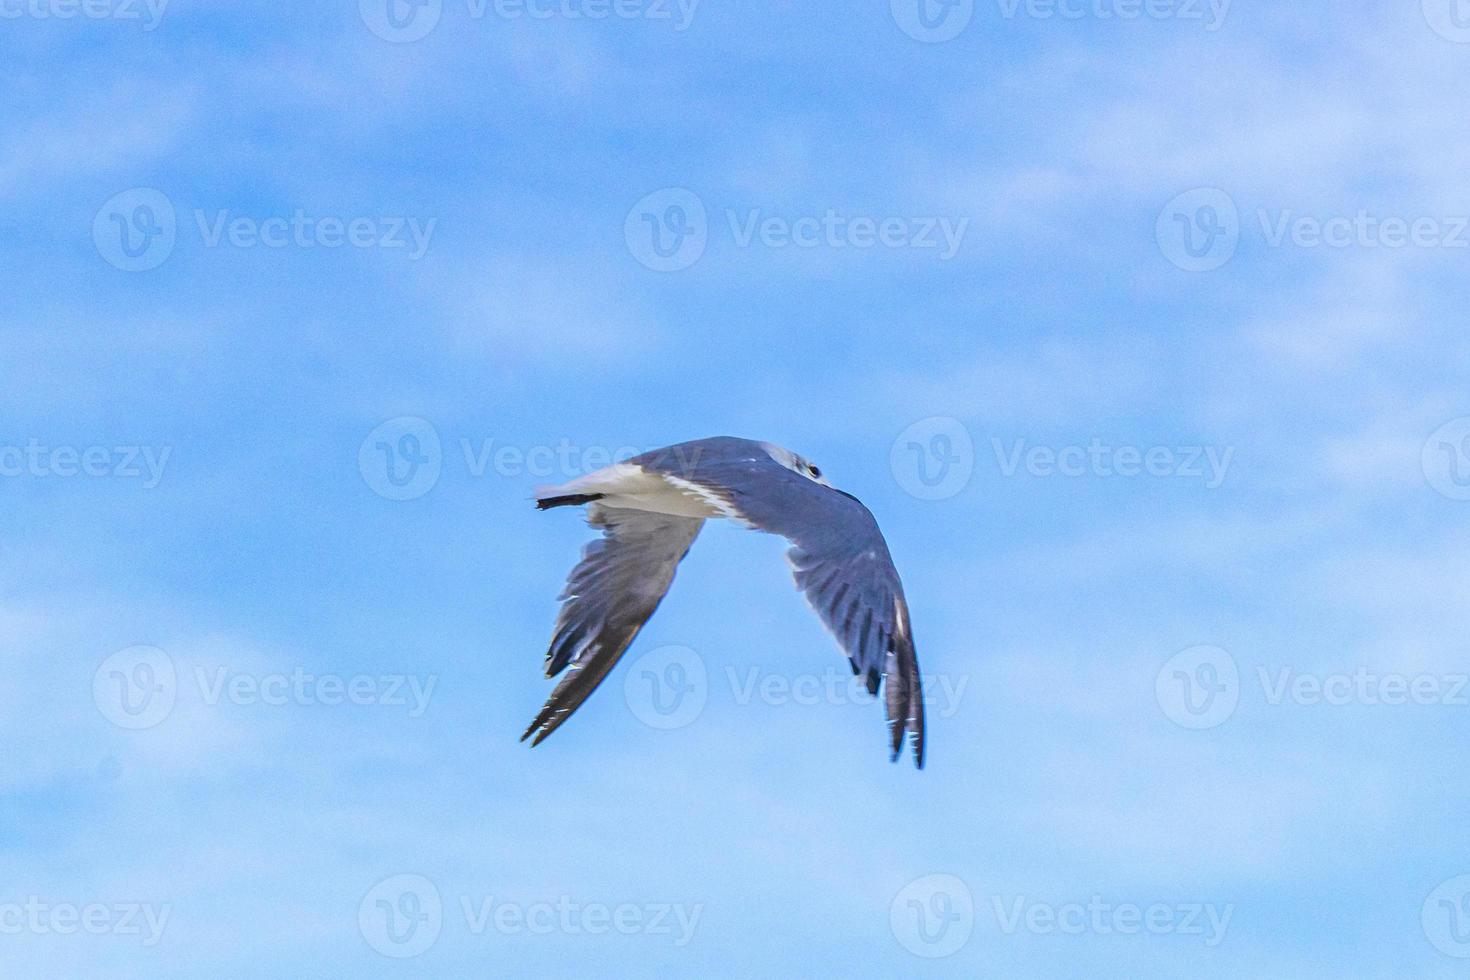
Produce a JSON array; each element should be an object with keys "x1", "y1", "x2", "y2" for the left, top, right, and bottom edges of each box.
[{"x1": 809, "y1": 465, "x2": 821, "y2": 478}]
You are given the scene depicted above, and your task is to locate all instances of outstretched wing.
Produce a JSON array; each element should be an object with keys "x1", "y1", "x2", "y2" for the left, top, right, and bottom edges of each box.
[
  {"x1": 634, "y1": 438, "x2": 926, "y2": 767},
  {"x1": 787, "y1": 538, "x2": 924, "y2": 768},
  {"x1": 521, "y1": 504, "x2": 704, "y2": 746}
]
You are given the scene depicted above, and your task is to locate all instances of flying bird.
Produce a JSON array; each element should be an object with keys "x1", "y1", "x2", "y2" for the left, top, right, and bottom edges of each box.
[{"x1": 521, "y1": 436, "x2": 925, "y2": 767}]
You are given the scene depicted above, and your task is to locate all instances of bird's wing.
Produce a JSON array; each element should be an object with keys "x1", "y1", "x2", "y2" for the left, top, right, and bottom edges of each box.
[
  {"x1": 521, "y1": 504, "x2": 704, "y2": 746},
  {"x1": 634, "y1": 439, "x2": 926, "y2": 767}
]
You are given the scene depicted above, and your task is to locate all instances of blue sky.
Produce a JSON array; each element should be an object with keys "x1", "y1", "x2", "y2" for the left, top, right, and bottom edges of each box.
[{"x1": 4, "y1": 0, "x2": 1470, "y2": 975}]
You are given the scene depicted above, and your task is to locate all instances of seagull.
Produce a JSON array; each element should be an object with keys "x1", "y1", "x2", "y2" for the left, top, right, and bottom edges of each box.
[{"x1": 521, "y1": 436, "x2": 926, "y2": 767}]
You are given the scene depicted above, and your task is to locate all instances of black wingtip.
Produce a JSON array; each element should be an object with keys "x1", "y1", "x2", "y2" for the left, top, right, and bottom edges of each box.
[
  {"x1": 521, "y1": 716, "x2": 558, "y2": 746},
  {"x1": 535, "y1": 493, "x2": 603, "y2": 511},
  {"x1": 888, "y1": 728, "x2": 925, "y2": 769},
  {"x1": 521, "y1": 708, "x2": 557, "y2": 745}
]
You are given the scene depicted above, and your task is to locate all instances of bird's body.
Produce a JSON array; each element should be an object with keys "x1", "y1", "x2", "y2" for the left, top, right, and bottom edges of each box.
[
  {"x1": 541, "y1": 461, "x2": 735, "y2": 519},
  {"x1": 522, "y1": 436, "x2": 926, "y2": 767}
]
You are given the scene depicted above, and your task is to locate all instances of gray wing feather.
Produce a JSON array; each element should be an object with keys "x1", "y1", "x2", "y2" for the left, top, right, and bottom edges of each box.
[
  {"x1": 521, "y1": 504, "x2": 703, "y2": 746},
  {"x1": 634, "y1": 438, "x2": 926, "y2": 767},
  {"x1": 785, "y1": 514, "x2": 925, "y2": 769}
]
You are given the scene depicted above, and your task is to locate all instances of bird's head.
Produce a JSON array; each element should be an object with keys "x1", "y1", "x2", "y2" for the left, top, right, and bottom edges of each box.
[{"x1": 761, "y1": 442, "x2": 832, "y2": 487}]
